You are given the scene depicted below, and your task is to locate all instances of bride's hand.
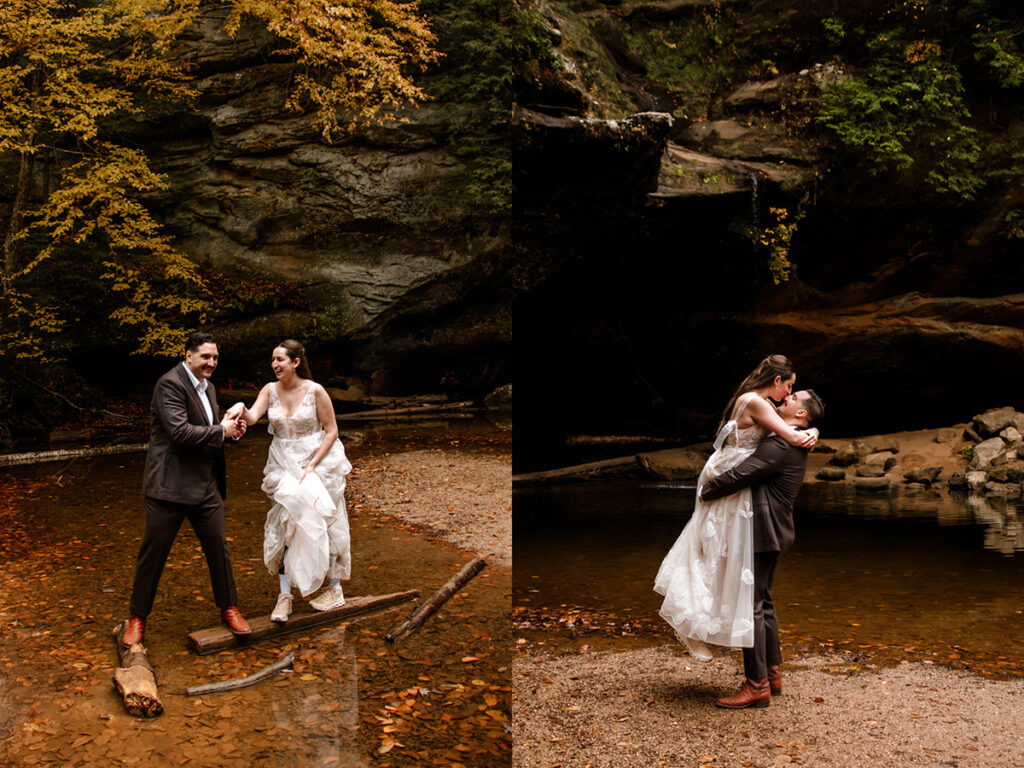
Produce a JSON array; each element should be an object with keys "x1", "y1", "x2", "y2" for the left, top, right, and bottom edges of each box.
[
  {"x1": 799, "y1": 428, "x2": 819, "y2": 450},
  {"x1": 224, "y1": 402, "x2": 245, "y2": 421}
]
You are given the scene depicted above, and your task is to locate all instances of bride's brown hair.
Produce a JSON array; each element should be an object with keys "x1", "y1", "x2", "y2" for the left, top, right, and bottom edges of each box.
[
  {"x1": 278, "y1": 339, "x2": 312, "y2": 379},
  {"x1": 718, "y1": 354, "x2": 795, "y2": 430}
]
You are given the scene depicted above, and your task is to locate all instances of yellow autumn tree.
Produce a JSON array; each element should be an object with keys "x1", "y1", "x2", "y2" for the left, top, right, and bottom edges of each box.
[{"x1": 0, "y1": 0, "x2": 437, "y2": 360}]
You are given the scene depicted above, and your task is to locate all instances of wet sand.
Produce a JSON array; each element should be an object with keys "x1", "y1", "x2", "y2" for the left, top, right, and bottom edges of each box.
[{"x1": 0, "y1": 421, "x2": 511, "y2": 767}]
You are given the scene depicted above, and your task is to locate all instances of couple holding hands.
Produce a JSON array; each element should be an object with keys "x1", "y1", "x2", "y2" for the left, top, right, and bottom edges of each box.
[{"x1": 121, "y1": 332, "x2": 352, "y2": 647}]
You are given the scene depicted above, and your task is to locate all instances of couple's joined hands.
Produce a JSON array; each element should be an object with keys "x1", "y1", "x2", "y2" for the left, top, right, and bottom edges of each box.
[
  {"x1": 221, "y1": 415, "x2": 246, "y2": 439},
  {"x1": 221, "y1": 402, "x2": 247, "y2": 439}
]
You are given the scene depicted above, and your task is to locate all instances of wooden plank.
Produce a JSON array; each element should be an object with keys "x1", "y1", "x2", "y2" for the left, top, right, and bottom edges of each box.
[{"x1": 187, "y1": 590, "x2": 419, "y2": 655}]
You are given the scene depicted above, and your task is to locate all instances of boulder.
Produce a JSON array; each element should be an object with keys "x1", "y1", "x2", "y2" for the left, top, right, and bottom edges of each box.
[
  {"x1": 1000, "y1": 426, "x2": 1022, "y2": 444},
  {"x1": 966, "y1": 470, "x2": 988, "y2": 491},
  {"x1": 963, "y1": 425, "x2": 983, "y2": 443},
  {"x1": 724, "y1": 77, "x2": 788, "y2": 109},
  {"x1": 816, "y1": 468, "x2": 846, "y2": 481},
  {"x1": 904, "y1": 466, "x2": 942, "y2": 485},
  {"x1": 855, "y1": 464, "x2": 886, "y2": 478},
  {"x1": 831, "y1": 440, "x2": 872, "y2": 467},
  {"x1": 935, "y1": 428, "x2": 959, "y2": 443},
  {"x1": 325, "y1": 380, "x2": 368, "y2": 403},
  {"x1": 986, "y1": 467, "x2": 1024, "y2": 483},
  {"x1": 637, "y1": 446, "x2": 712, "y2": 481},
  {"x1": 865, "y1": 452, "x2": 898, "y2": 471},
  {"x1": 854, "y1": 477, "x2": 892, "y2": 492},
  {"x1": 947, "y1": 471, "x2": 967, "y2": 489},
  {"x1": 1012, "y1": 414, "x2": 1024, "y2": 434},
  {"x1": 866, "y1": 438, "x2": 900, "y2": 454},
  {"x1": 969, "y1": 437, "x2": 1008, "y2": 470},
  {"x1": 484, "y1": 383, "x2": 512, "y2": 412},
  {"x1": 973, "y1": 407, "x2": 1019, "y2": 437}
]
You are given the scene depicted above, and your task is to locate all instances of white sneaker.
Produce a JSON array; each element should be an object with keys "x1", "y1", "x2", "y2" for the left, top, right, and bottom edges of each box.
[
  {"x1": 675, "y1": 630, "x2": 713, "y2": 662},
  {"x1": 271, "y1": 593, "x2": 293, "y2": 623},
  {"x1": 309, "y1": 584, "x2": 345, "y2": 612}
]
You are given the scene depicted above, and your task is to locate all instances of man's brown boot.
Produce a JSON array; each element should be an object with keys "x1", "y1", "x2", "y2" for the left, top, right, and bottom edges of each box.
[
  {"x1": 767, "y1": 664, "x2": 782, "y2": 695},
  {"x1": 121, "y1": 614, "x2": 146, "y2": 647},
  {"x1": 716, "y1": 676, "x2": 771, "y2": 709}
]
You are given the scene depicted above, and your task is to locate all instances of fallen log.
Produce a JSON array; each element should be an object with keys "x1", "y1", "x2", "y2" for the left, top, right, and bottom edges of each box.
[
  {"x1": 385, "y1": 557, "x2": 487, "y2": 643},
  {"x1": 111, "y1": 621, "x2": 163, "y2": 718},
  {"x1": 187, "y1": 590, "x2": 419, "y2": 655},
  {"x1": 512, "y1": 455, "x2": 639, "y2": 485},
  {"x1": 338, "y1": 401, "x2": 475, "y2": 420},
  {"x1": 0, "y1": 443, "x2": 148, "y2": 468},
  {"x1": 186, "y1": 653, "x2": 293, "y2": 697}
]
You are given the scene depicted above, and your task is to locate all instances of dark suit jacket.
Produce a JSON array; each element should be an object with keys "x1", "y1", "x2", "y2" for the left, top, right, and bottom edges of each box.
[
  {"x1": 700, "y1": 434, "x2": 808, "y2": 555},
  {"x1": 143, "y1": 363, "x2": 227, "y2": 504}
]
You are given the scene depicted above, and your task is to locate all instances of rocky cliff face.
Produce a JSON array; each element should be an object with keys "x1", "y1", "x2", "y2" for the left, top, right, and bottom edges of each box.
[
  {"x1": 137, "y1": 5, "x2": 511, "y2": 392},
  {"x1": 514, "y1": 0, "x2": 1024, "y2": 467}
]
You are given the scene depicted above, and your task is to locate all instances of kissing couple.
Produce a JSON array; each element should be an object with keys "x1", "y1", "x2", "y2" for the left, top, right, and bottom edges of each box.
[{"x1": 654, "y1": 354, "x2": 824, "y2": 708}]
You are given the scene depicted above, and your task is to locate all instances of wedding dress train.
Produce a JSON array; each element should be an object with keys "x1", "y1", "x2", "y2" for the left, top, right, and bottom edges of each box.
[{"x1": 654, "y1": 394, "x2": 765, "y2": 650}]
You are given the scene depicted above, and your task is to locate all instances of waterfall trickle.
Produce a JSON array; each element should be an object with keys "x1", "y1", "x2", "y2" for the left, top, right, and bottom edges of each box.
[{"x1": 749, "y1": 173, "x2": 762, "y2": 233}]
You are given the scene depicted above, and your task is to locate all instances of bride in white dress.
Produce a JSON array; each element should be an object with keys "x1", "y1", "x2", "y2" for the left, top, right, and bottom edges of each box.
[
  {"x1": 654, "y1": 355, "x2": 817, "y2": 660},
  {"x1": 226, "y1": 340, "x2": 351, "y2": 622}
]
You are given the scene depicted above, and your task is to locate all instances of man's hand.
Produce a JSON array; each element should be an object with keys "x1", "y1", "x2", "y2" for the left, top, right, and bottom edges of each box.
[{"x1": 221, "y1": 416, "x2": 245, "y2": 439}]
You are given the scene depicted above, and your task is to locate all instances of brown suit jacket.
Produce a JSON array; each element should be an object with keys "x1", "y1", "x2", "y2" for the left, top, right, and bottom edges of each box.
[
  {"x1": 700, "y1": 434, "x2": 808, "y2": 555},
  {"x1": 143, "y1": 363, "x2": 226, "y2": 504}
]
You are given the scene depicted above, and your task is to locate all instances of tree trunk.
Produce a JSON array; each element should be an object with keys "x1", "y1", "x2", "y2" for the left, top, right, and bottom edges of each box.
[
  {"x1": 2, "y1": 147, "x2": 35, "y2": 289},
  {"x1": 111, "y1": 621, "x2": 163, "y2": 718}
]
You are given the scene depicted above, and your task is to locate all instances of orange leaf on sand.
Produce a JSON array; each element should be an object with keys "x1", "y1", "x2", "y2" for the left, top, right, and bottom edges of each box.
[{"x1": 461, "y1": 656, "x2": 479, "y2": 663}]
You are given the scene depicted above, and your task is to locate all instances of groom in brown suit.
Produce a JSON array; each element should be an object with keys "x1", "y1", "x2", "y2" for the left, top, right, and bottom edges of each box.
[
  {"x1": 122, "y1": 332, "x2": 251, "y2": 646},
  {"x1": 700, "y1": 389, "x2": 824, "y2": 709}
]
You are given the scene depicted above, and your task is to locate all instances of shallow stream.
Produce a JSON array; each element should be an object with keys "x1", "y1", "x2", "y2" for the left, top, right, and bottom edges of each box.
[
  {"x1": 514, "y1": 478, "x2": 1024, "y2": 678},
  {"x1": 1, "y1": 423, "x2": 511, "y2": 767}
]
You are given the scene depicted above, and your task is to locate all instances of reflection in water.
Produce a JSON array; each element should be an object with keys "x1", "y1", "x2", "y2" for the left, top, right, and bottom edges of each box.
[
  {"x1": 0, "y1": 422, "x2": 512, "y2": 766},
  {"x1": 514, "y1": 478, "x2": 1024, "y2": 676},
  {"x1": 273, "y1": 626, "x2": 365, "y2": 768}
]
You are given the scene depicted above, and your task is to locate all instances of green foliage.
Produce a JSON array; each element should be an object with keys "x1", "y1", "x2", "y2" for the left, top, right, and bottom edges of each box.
[
  {"x1": 416, "y1": 0, "x2": 538, "y2": 213},
  {"x1": 817, "y1": 32, "x2": 983, "y2": 199},
  {"x1": 625, "y1": 6, "x2": 739, "y2": 122},
  {"x1": 968, "y1": 2, "x2": 1024, "y2": 88},
  {"x1": 822, "y1": 17, "x2": 846, "y2": 46},
  {"x1": 1004, "y1": 210, "x2": 1024, "y2": 240},
  {"x1": 959, "y1": 445, "x2": 974, "y2": 461}
]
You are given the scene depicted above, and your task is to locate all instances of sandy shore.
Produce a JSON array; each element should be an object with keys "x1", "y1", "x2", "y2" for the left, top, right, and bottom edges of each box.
[
  {"x1": 513, "y1": 645, "x2": 1024, "y2": 767},
  {"x1": 350, "y1": 445, "x2": 512, "y2": 567}
]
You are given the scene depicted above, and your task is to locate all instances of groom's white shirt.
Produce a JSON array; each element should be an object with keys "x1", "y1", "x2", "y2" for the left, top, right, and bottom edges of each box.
[{"x1": 182, "y1": 361, "x2": 215, "y2": 427}]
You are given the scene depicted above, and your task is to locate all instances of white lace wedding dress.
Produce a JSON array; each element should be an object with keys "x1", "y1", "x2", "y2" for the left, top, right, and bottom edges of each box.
[
  {"x1": 654, "y1": 394, "x2": 764, "y2": 649},
  {"x1": 261, "y1": 382, "x2": 352, "y2": 598}
]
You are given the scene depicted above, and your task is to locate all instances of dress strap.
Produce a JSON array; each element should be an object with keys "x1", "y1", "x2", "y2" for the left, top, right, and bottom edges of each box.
[{"x1": 731, "y1": 392, "x2": 758, "y2": 422}]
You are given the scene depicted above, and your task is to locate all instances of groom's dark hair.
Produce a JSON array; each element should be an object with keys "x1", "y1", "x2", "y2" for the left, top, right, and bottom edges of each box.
[
  {"x1": 185, "y1": 331, "x2": 217, "y2": 353},
  {"x1": 801, "y1": 389, "x2": 824, "y2": 425}
]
